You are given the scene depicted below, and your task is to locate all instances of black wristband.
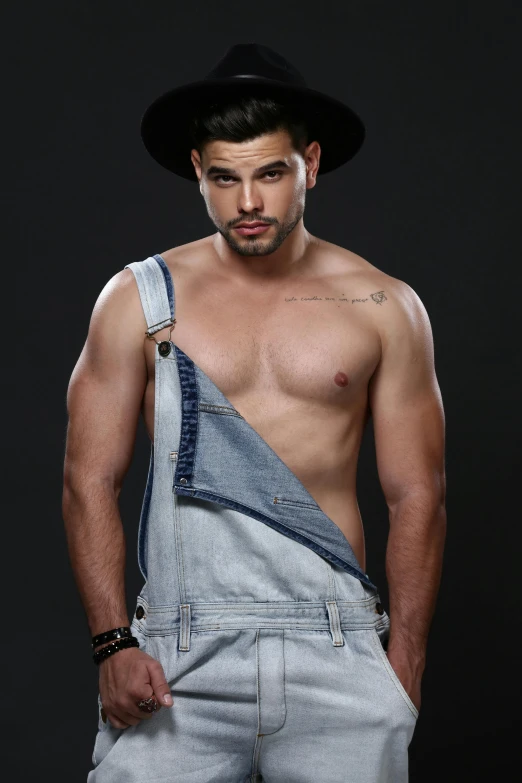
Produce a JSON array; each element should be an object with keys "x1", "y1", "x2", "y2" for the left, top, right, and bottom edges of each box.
[
  {"x1": 93, "y1": 636, "x2": 139, "y2": 665},
  {"x1": 92, "y1": 626, "x2": 132, "y2": 650}
]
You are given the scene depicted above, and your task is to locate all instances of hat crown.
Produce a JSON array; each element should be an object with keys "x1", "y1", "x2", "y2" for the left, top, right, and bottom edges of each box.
[
  {"x1": 140, "y1": 44, "x2": 365, "y2": 181},
  {"x1": 205, "y1": 43, "x2": 307, "y2": 88}
]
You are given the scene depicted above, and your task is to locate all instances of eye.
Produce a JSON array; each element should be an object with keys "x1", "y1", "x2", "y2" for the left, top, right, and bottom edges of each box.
[{"x1": 213, "y1": 170, "x2": 283, "y2": 185}]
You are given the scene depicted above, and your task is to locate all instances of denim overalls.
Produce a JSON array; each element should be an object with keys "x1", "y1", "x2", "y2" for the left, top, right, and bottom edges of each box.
[{"x1": 88, "y1": 254, "x2": 418, "y2": 783}]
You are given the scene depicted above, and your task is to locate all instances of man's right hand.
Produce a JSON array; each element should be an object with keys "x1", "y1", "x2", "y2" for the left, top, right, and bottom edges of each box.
[{"x1": 98, "y1": 646, "x2": 174, "y2": 729}]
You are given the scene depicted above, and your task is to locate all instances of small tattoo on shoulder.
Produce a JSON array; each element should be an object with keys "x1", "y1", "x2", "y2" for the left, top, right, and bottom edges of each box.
[{"x1": 370, "y1": 291, "x2": 387, "y2": 305}]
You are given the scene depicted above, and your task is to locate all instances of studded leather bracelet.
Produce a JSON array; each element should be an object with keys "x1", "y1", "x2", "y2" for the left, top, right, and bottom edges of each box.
[
  {"x1": 93, "y1": 636, "x2": 140, "y2": 665},
  {"x1": 92, "y1": 626, "x2": 133, "y2": 650}
]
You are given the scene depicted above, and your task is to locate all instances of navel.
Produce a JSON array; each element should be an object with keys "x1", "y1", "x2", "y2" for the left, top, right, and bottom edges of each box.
[{"x1": 334, "y1": 371, "x2": 349, "y2": 387}]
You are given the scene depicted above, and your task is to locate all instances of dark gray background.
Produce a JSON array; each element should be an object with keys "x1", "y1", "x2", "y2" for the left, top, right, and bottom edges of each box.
[{"x1": 8, "y1": 1, "x2": 521, "y2": 780}]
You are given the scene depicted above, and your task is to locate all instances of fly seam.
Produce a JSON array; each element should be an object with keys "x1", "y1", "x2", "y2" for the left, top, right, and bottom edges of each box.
[
  {"x1": 281, "y1": 629, "x2": 287, "y2": 728},
  {"x1": 326, "y1": 560, "x2": 336, "y2": 601},
  {"x1": 251, "y1": 629, "x2": 263, "y2": 779}
]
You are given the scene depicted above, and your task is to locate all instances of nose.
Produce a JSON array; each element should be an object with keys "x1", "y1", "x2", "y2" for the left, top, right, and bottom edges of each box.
[{"x1": 237, "y1": 181, "x2": 263, "y2": 216}]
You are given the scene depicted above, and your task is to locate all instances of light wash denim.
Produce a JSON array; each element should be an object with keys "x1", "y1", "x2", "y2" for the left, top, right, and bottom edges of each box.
[{"x1": 87, "y1": 255, "x2": 418, "y2": 782}]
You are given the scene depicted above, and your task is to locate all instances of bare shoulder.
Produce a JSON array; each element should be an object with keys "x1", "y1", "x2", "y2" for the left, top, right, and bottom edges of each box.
[
  {"x1": 320, "y1": 238, "x2": 432, "y2": 339},
  {"x1": 158, "y1": 235, "x2": 214, "y2": 275},
  {"x1": 67, "y1": 265, "x2": 148, "y2": 405},
  {"x1": 88, "y1": 241, "x2": 206, "y2": 337},
  {"x1": 89, "y1": 266, "x2": 147, "y2": 339}
]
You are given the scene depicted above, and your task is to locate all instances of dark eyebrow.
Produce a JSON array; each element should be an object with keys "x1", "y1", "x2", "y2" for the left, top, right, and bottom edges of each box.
[{"x1": 206, "y1": 160, "x2": 291, "y2": 177}]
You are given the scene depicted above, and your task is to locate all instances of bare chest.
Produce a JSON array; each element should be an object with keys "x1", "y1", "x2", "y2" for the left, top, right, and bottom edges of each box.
[{"x1": 143, "y1": 274, "x2": 381, "y2": 427}]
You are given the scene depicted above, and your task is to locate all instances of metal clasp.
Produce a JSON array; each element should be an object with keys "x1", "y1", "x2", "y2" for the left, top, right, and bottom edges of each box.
[{"x1": 145, "y1": 319, "x2": 177, "y2": 343}]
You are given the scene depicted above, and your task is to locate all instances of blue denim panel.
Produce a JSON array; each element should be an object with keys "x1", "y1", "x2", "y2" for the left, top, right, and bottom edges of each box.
[
  {"x1": 173, "y1": 345, "x2": 199, "y2": 485},
  {"x1": 88, "y1": 256, "x2": 417, "y2": 783},
  {"x1": 172, "y1": 345, "x2": 375, "y2": 589}
]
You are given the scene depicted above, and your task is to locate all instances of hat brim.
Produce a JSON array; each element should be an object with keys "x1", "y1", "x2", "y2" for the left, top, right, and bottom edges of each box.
[{"x1": 140, "y1": 78, "x2": 365, "y2": 181}]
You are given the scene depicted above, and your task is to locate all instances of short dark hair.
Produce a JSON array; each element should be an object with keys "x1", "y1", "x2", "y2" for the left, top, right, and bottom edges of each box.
[{"x1": 189, "y1": 94, "x2": 309, "y2": 160}]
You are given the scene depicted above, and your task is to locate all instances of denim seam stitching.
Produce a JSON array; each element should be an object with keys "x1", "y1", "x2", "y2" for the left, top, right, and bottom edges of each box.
[
  {"x1": 141, "y1": 263, "x2": 154, "y2": 331},
  {"x1": 185, "y1": 623, "x2": 380, "y2": 631},
  {"x1": 140, "y1": 598, "x2": 378, "y2": 611},
  {"x1": 280, "y1": 630, "x2": 287, "y2": 730},
  {"x1": 192, "y1": 370, "x2": 201, "y2": 482},
  {"x1": 170, "y1": 454, "x2": 187, "y2": 605},
  {"x1": 153, "y1": 254, "x2": 176, "y2": 318},
  {"x1": 252, "y1": 628, "x2": 262, "y2": 778},
  {"x1": 327, "y1": 560, "x2": 336, "y2": 601}
]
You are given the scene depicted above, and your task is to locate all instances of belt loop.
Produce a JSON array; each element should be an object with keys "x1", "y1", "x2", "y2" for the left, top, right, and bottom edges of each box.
[
  {"x1": 179, "y1": 604, "x2": 191, "y2": 651},
  {"x1": 326, "y1": 600, "x2": 344, "y2": 647}
]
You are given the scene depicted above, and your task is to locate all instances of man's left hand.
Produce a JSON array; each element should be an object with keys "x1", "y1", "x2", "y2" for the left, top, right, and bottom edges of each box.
[{"x1": 386, "y1": 645, "x2": 425, "y2": 713}]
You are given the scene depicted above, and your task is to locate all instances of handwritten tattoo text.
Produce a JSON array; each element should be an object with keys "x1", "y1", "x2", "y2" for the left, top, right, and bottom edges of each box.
[{"x1": 284, "y1": 290, "x2": 387, "y2": 305}]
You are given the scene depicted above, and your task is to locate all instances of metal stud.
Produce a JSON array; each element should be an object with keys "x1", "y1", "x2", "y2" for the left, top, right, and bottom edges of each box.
[{"x1": 158, "y1": 340, "x2": 171, "y2": 357}]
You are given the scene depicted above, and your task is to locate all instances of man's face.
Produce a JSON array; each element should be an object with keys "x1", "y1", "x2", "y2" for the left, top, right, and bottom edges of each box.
[{"x1": 191, "y1": 130, "x2": 319, "y2": 257}]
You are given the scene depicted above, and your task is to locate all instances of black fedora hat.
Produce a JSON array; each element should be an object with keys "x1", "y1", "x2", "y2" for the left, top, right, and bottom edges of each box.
[{"x1": 140, "y1": 43, "x2": 366, "y2": 182}]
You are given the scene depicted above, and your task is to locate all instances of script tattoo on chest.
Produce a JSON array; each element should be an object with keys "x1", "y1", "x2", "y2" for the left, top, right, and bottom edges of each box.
[{"x1": 284, "y1": 290, "x2": 388, "y2": 305}]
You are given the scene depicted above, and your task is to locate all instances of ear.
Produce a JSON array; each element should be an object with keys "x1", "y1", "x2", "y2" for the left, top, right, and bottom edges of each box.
[
  {"x1": 304, "y1": 140, "x2": 321, "y2": 188},
  {"x1": 190, "y1": 148, "x2": 203, "y2": 189}
]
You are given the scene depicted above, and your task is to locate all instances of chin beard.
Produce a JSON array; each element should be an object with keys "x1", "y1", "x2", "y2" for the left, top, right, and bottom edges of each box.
[{"x1": 217, "y1": 207, "x2": 304, "y2": 257}]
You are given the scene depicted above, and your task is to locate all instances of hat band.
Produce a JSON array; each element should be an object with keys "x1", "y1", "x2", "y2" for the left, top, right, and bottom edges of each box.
[{"x1": 203, "y1": 73, "x2": 306, "y2": 87}]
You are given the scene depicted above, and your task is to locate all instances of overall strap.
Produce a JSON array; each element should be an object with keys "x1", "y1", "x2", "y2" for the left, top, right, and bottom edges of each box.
[{"x1": 124, "y1": 254, "x2": 175, "y2": 336}]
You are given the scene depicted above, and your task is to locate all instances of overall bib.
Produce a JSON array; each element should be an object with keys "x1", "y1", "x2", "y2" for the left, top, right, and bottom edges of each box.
[{"x1": 88, "y1": 254, "x2": 418, "y2": 783}]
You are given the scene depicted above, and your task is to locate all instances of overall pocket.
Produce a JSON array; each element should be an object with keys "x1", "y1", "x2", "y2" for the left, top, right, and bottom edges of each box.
[
  {"x1": 92, "y1": 692, "x2": 124, "y2": 767},
  {"x1": 272, "y1": 496, "x2": 321, "y2": 510},
  {"x1": 92, "y1": 616, "x2": 150, "y2": 766},
  {"x1": 368, "y1": 627, "x2": 419, "y2": 720}
]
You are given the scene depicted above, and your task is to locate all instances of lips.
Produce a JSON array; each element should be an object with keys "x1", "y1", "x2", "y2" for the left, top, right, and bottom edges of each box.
[{"x1": 234, "y1": 223, "x2": 271, "y2": 236}]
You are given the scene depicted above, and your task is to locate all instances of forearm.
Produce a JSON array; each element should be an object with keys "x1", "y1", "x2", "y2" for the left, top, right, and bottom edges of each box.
[
  {"x1": 62, "y1": 478, "x2": 130, "y2": 638},
  {"x1": 385, "y1": 492, "x2": 447, "y2": 664}
]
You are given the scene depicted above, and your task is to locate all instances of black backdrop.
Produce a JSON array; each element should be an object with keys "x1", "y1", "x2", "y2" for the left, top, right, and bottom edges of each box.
[{"x1": 8, "y1": 2, "x2": 521, "y2": 780}]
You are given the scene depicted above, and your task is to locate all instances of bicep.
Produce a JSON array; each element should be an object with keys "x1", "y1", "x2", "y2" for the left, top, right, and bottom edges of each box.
[
  {"x1": 368, "y1": 284, "x2": 445, "y2": 508},
  {"x1": 64, "y1": 269, "x2": 147, "y2": 491}
]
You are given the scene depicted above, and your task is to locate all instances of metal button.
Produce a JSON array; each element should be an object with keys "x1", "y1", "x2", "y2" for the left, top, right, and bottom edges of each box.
[
  {"x1": 179, "y1": 477, "x2": 188, "y2": 485},
  {"x1": 158, "y1": 341, "x2": 171, "y2": 357},
  {"x1": 375, "y1": 602, "x2": 384, "y2": 615},
  {"x1": 135, "y1": 605, "x2": 145, "y2": 619}
]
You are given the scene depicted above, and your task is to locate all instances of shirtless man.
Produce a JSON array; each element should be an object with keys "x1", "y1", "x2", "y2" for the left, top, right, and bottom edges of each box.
[{"x1": 63, "y1": 44, "x2": 446, "y2": 782}]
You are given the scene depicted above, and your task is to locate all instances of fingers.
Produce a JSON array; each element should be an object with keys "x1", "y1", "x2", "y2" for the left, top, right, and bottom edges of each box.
[
  {"x1": 106, "y1": 713, "x2": 131, "y2": 729},
  {"x1": 105, "y1": 699, "x2": 155, "y2": 728},
  {"x1": 147, "y1": 658, "x2": 174, "y2": 707},
  {"x1": 118, "y1": 684, "x2": 159, "y2": 723},
  {"x1": 102, "y1": 682, "x2": 158, "y2": 728},
  {"x1": 98, "y1": 651, "x2": 173, "y2": 731},
  {"x1": 109, "y1": 706, "x2": 153, "y2": 729}
]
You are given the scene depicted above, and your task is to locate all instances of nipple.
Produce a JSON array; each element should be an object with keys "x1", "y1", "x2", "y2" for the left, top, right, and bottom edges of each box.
[{"x1": 334, "y1": 371, "x2": 349, "y2": 387}]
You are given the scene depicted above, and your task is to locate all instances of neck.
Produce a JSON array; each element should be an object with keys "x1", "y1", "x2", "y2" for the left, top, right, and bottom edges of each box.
[{"x1": 212, "y1": 221, "x2": 318, "y2": 283}]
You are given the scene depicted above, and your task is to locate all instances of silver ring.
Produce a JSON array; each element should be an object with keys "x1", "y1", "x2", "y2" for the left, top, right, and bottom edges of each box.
[{"x1": 137, "y1": 696, "x2": 158, "y2": 713}]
